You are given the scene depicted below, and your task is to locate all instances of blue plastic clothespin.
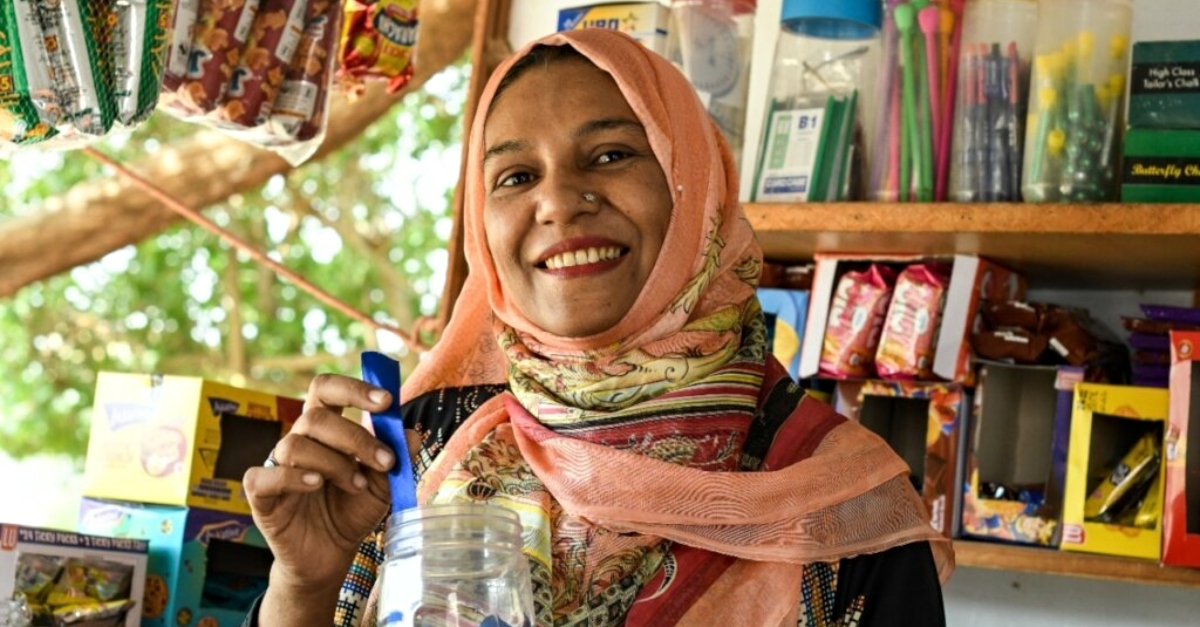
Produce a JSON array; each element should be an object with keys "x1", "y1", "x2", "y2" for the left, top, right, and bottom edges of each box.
[{"x1": 361, "y1": 351, "x2": 417, "y2": 513}]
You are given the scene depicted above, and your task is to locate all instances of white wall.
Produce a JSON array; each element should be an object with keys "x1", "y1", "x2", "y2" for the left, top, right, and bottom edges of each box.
[{"x1": 504, "y1": 1, "x2": 1200, "y2": 624}]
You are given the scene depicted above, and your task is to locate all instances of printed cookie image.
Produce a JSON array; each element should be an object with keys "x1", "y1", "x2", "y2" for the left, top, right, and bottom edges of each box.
[
  {"x1": 141, "y1": 425, "x2": 189, "y2": 477},
  {"x1": 143, "y1": 574, "x2": 169, "y2": 619},
  {"x1": 197, "y1": 617, "x2": 219, "y2": 627}
]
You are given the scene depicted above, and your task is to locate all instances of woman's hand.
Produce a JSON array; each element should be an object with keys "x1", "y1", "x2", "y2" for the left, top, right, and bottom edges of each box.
[{"x1": 243, "y1": 373, "x2": 397, "y2": 604}]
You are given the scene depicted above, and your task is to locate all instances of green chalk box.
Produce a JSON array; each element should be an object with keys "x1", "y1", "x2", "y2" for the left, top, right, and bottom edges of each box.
[
  {"x1": 1121, "y1": 128, "x2": 1200, "y2": 202},
  {"x1": 1130, "y1": 40, "x2": 1200, "y2": 129}
]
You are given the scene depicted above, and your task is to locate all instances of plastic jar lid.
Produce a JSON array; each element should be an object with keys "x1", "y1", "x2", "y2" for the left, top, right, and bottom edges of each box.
[{"x1": 781, "y1": 0, "x2": 883, "y2": 38}]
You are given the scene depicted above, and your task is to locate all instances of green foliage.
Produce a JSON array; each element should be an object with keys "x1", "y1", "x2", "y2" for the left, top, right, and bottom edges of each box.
[{"x1": 0, "y1": 61, "x2": 469, "y2": 463}]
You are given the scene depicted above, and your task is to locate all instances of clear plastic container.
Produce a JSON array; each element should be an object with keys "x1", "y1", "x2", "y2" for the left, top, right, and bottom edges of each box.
[
  {"x1": 1021, "y1": 0, "x2": 1132, "y2": 202},
  {"x1": 667, "y1": 0, "x2": 757, "y2": 171},
  {"x1": 751, "y1": 0, "x2": 882, "y2": 202},
  {"x1": 868, "y1": 0, "x2": 959, "y2": 202},
  {"x1": 376, "y1": 503, "x2": 534, "y2": 627},
  {"x1": 948, "y1": 0, "x2": 1038, "y2": 202}
]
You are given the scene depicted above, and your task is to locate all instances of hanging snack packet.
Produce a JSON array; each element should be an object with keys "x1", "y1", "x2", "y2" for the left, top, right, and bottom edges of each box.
[
  {"x1": 48, "y1": 0, "x2": 121, "y2": 136},
  {"x1": 217, "y1": 0, "x2": 318, "y2": 128},
  {"x1": 820, "y1": 265, "x2": 896, "y2": 379},
  {"x1": 113, "y1": 0, "x2": 176, "y2": 126},
  {"x1": 178, "y1": 0, "x2": 263, "y2": 113},
  {"x1": 0, "y1": 1, "x2": 58, "y2": 145},
  {"x1": 1084, "y1": 431, "x2": 1161, "y2": 523},
  {"x1": 5, "y1": 0, "x2": 66, "y2": 131},
  {"x1": 268, "y1": 0, "x2": 338, "y2": 146},
  {"x1": 337, "y1": 0, "x2": 417, "y2": 94},
  {"x1": 876, "y1": 264, "x2": 950, "y2": 380},
  {"x1": 162, "y1": 0, "x2": 200, "y2": 92}
]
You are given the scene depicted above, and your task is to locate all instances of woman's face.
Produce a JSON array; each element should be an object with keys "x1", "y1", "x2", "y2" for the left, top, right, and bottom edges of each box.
[{"x1": 482, "y1": 56, "x2": 672, "y2": 338}]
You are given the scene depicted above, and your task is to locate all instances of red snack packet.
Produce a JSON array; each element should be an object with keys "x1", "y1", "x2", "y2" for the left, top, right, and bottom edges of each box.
[
  {"x1": 180, "y1": 0, "x2": 264, "y2": 113},
  {"x1": 337, "y1": 0, "x2": 418, "y2": 94},
  {"x1": 217, "y1": 0, "x2": 321, "y2": 127},
  {"x1": 819, "y1": 264, "x2": 896, "y2": 378},
  {"x1": 876, "y1": 264, "x2": 950, "y2": 380},
  {"x1": 269, "y1": 0, "x2": 340, "y2": 142}
]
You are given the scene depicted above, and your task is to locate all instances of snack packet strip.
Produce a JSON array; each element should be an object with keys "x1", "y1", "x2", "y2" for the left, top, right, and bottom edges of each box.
[
  {"x1": 8, "y1": 0, "x2": 66, "y2": 128},
  {"x1": 179, "y1": 0, "x2": 262, "y2": 113},
  {"x1": 113, "y1": 0, "x2": 176, "y2": 125},
  {"x1": 162, "y1": 0, "x2": 199, "y2": 90},
  {"x1": 217, "y1": 0, "x2": 313, "y2": 128},
  {"x1": 49, "y1": 0, "x2": 118, "y2": 135},
  {"x1": 0, "y1": 1, "x2": 58, "y2": 144},
  {"x1": 268, "y1": 0, "x2": 337, "y2": 142}
]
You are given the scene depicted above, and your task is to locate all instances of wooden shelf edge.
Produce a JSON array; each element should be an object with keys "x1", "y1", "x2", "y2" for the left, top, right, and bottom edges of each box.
[
  {"x1": 744, "y1": 202, "x2": 1200, "y2": 236},
  {"x1": 954, "y1": 540, "x2": 1200, "y2": 589}
]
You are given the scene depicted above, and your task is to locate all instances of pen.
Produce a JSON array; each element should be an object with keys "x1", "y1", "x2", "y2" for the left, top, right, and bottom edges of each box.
[{"x1": 1005, "y1": 42, "x2": 1022, "y2": 201}]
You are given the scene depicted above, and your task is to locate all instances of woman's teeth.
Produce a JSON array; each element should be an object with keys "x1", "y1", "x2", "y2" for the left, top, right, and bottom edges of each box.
[{"x1": 544, "y1": 246, "x2": 623, "y2": 269}]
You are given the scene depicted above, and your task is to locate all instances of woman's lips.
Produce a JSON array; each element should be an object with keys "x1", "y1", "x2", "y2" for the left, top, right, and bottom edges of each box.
[{"x1": 535, "y1": 237, "x2": 628, "y2": 277}]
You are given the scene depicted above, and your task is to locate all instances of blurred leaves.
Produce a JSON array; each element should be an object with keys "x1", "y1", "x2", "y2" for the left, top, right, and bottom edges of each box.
[{"x1": 0, "y1": 60, "x2": 469, "y2": 462}]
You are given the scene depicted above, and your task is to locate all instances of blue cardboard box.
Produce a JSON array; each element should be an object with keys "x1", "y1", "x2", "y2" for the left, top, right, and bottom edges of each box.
[
  {"x1": 757, "y1": 287, "x2": 809, "y2": 380},
  {"x1": 78, "y1": 499, "x2": 272, "y2": 627}
]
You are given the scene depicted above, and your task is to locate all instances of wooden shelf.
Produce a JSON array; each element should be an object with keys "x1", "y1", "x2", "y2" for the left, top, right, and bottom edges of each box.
[
  {"x1": 954, "y1": 540, "x2": 1200, "y2": 589},
  {"x1": 745, "y1": 202, "x2": 1200, "y2": 289}
]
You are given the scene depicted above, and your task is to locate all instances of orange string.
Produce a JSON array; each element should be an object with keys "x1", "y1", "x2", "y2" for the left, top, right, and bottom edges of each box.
[{"x1": 82, "y1": 146, "x2": 432, "y2": 354}]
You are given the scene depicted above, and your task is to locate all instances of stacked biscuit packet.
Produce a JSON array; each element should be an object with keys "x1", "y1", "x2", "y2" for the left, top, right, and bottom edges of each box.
[{"x1": 1, "y1": 0, "x2": 419, "y2": 165}]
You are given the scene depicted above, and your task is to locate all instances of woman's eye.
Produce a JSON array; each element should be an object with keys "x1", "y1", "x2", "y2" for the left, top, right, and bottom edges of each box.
[
  {"x1": 596, "y1": 150, "x2": 630, "y2": 165},
  {"x1": 498, "y1": 172, "x2": 533, "y2": 188}
]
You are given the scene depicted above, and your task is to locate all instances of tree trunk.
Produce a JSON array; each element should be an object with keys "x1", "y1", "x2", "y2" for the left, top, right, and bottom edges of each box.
[{"x1": 0, "y1": 0, "x2": 477, "y2": 299}]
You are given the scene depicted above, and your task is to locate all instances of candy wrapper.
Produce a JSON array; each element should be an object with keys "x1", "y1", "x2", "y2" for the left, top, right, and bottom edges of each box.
[
  {"x1": 819, "y1": 265, "x2": 896, "y2": 379},
  {"x1": 875, "y1": 264, "x2": 950, "y2": 380},
  {"x1": 1084, "y1": 431, "x2": 1161, "y2": 524},
  {"x1": 337, "y1": 0, "x2": 417, "y2": 94}
]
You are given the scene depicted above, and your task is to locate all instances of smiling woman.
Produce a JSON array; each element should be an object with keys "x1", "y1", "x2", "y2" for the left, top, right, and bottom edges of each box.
[
  {"x1": 242, "y1": 28, "x2": 952, "y2": 627},
  {"x1": 481, "y1": 48, "x2": 671, "y2": 337}
]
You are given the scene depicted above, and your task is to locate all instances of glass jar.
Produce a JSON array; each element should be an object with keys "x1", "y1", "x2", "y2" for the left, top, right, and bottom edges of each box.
[
  {"x1": 667, "y1": 0, "x2": 757, "y2": 172},
  {"x1": 751, "y1": 0, "x2": 881, "y2": 202},
  {"x1": 1021, "y1": 0, "x2": 1133, "y2": 202},
  {"x1": 376, "y1": 503, "x2": 533, "y2": 627},
  {"x1": 948, "y1": 0, "x2": 1038, "y2": 202}
]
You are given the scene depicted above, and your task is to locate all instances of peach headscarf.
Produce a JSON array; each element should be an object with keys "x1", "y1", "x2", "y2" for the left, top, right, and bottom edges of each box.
[{"x1": 399, "y1": 28, "x2": 952, "y2": 627}]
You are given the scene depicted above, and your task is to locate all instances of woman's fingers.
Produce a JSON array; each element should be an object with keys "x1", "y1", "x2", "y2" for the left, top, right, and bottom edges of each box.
[
  {"x1": 272, "y1": 431, "x2": 373, "y2": 494},
  {"x1": 243, "y1": 465, "x2": 323, "y2": 517},
  {"x1": 305, "y1": 372, "x2": 393, "y2": 415},
  {"x1": 290, "y1": 405, "x2": 396, "y2": 473}
]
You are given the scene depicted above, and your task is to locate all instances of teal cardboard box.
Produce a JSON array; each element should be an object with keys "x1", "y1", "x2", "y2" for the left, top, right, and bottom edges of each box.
[
  {"x1": 1130, "y1": 41, "x2": 1200, "y2": 129},
  {"x1": 78, "y1": 499, "x2": 273, "y2": 627},
  {"x1": 1121, "y1": 129, "x2": 1200, "y2": 202}
]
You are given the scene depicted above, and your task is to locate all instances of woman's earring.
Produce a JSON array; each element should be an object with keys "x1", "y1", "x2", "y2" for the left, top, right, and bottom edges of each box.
[{"x1": 582, "y1": 192, "x2": 597, "y2": 203}]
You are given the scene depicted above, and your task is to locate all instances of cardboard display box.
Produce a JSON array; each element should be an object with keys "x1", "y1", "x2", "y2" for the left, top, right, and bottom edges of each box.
[
  {"x1": 1120, "y1": 128, "x2": 1200, "y2": 203},
  {"x1": 800, "y1": 254, "x2": 1026, "y2": 384},
  {"x1": 1164, "y1": 331, "x2": 1200, "y2": 567},
  {"x1": 0, "y1": 524, "x2": 149, "y2": 627},
  {"x1": 960, "y1": 363, "x2": 1084, "y2": 547},
  {"x1": 79, "y1": 499, "x2": 273, "y2": 627},
  {"x1": 1061, "y1": 383, "x2": 1169, "y2": 560},
  {"x1": 557, "y1": 3, "x2": 669, "y2": 55},
  {"x1": 835, "y1": 380, "x2": 969, "y2": 538},
  {"x1": 758, "y1": 287, "x2": 809, "y2": 380},
  {"x1": 83, "y1": 373, "x2": 303, "y2": 516},
  {"x1": 1128, "y1": 40, "x2": 1200, "y2": 130}
]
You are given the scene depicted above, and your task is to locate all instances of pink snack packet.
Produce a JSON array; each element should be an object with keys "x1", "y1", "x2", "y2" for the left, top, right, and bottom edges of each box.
[
  {"x1": 819, "y1": 264, "x2": 897, "y2": 378},
  {"x1": 875, "y1": 264, "x2": 950, "y2": 380}
]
